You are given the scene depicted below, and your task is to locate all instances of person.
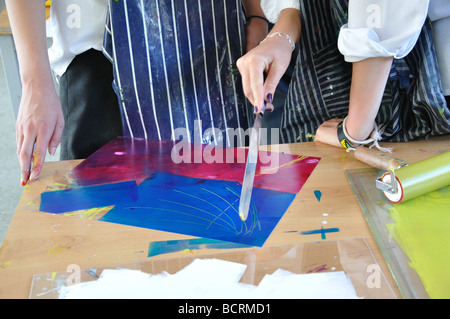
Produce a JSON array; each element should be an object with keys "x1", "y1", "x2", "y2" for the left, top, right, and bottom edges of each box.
[
  {"x1": 237, "y1": 0, "x2": 450, "y2": 150},
  {"x1": 103, "y1": 0, "x2": 253, "y2": 147},
  {"x1": 428, "y1": 0, "x2": 450, "y2": 106},
  {"x1": 10, "y1": 0, "x2": 261, "y2": 187},
  {"x1": 6, "y1": 0, "x2": 122, "y2": 186}
]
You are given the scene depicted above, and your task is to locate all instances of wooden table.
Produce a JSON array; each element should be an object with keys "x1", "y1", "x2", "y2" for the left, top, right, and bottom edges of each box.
[{"x1": 0, "y1": 136, "x2": 448, "y2": 298}]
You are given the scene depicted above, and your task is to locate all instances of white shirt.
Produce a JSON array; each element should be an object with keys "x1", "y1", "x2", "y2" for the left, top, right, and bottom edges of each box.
[
  {"x1": 338, "y1": 0, "x2": 430, "y2": 62},
  {"x1": 47, "y1": 0, "x2": 108, "y2": 77},
  {"x1": 260, "y1": 0, "x2": 300, "y2": 23}
]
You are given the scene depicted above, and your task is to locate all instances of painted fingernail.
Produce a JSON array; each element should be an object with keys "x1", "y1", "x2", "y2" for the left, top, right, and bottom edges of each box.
[
  {"x1": 254, "y1": 106, "x2": 259, "y2": 114},
  {"x1": 266, "y1": 93, "x2": 273, "y2": 103}
]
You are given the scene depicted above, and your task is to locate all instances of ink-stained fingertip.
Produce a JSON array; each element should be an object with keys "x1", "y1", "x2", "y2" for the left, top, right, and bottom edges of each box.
[
  {"x1": 49, "y1": 147, "x2": 57, "y2": 156},
  {"x1": 29, "y1": 167, "x2": 40, "y2": 182}
]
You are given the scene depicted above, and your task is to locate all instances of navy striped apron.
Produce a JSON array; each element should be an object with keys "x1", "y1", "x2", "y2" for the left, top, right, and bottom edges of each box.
[{"x1": 103, "y1": 0, "x2": 252, "y2": 147}]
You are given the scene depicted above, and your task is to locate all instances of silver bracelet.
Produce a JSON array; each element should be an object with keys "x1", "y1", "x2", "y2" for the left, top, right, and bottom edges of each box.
[
  {"x1": 342, "y1": 116, "x2": 376, "y2": 146},
  {"x1": 260, "y1": 31, "x2": 296, "y2": 51}
]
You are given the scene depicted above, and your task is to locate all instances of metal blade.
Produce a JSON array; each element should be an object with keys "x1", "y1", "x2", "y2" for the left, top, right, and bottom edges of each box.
[{"x1": 238, "y1": 112, "x2": 263, "y2": 221}]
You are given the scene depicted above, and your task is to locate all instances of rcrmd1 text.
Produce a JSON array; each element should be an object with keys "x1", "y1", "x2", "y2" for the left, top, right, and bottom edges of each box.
[{"x1": 178, "y1": 303, "x2": 270, "y2": 316}]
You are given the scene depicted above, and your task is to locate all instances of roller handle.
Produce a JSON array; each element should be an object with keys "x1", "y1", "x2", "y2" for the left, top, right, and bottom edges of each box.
[{"x1": 353, "y1": 147, "x2": 407, "y2": 171}]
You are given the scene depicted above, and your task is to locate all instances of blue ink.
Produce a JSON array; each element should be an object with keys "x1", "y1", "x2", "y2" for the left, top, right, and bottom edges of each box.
[
  {"x1": 300, "y1": 227, "x2": 340, "y2": 240},
  {"x1": 147, "y1": 238, "x2": 252, "y2": 257},
  {"x1": 39, "y1": 181, "x2": 138, "y2": 214},
  {"x1": 40, "y1": 172, "x2": 296, "y2": 247},
  {"x1": 314, "y1": 190, "x2": 322, "y2": 202}
]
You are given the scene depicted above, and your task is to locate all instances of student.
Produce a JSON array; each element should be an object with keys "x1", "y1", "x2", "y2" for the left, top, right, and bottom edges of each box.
[
  {"x1": 428, "y1": 0, "x2": 450, "y2": 105},
  {"x1": 9, "y1": 0, "x2": 256, "y2": 186},
  {"x1": 103, "y1": 0, "x2": 253, "y2": 147},
  {"x1": 237, "y1": 0, "x2": 450, "y2": 150},
  {"x1": 6, "y1": 0, "x2": 122, "y2": 186}
]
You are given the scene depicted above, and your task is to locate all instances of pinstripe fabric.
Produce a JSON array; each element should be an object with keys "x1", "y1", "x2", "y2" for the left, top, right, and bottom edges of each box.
[
  {"x1": 281, "y1": 0, "x2": 449, "y2": 144},
  {"x1": 103, "y1": 0, "x2": 252, "y2": 146}
]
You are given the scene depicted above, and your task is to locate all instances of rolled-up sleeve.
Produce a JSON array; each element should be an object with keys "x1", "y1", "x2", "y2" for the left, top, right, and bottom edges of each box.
[
  {"x1": 338, "y1": 0, "x2": 430, "y2": 62},
  {"x1": 260, "y1": 0, "x2": 300, "y2": 24}
]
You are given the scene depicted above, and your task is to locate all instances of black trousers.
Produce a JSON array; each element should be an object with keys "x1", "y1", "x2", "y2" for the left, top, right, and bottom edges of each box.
[{"x1": 59, "y1": 49, "x2": 123, "y2": 160}]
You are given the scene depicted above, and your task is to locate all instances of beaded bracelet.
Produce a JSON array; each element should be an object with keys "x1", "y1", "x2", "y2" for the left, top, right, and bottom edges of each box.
[{"x1": 260, "y1": 31, "x2": 296, "y2": 51}]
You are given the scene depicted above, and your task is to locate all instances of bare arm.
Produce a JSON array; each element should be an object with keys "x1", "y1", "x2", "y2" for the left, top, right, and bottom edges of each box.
[
  {"x1": 237, "y1": 8, "x2": 300, "y2": 113},
  {"x1": 6, "y1": 0, "x2": 64, "y2": 185},
  {"x1": 241, "y1": 0, "x2": 269, "y2": 52},
  {"x1": 314, "y1": 56, "x2": 393, "y2": 147}
]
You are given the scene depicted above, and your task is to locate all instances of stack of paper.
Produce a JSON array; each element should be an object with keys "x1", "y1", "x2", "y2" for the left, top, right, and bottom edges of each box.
[{"x1": 58, "y1": 258, "x2": 361, "y2": 299}]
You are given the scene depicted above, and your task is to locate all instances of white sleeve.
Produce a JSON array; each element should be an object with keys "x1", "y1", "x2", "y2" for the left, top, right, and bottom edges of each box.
[
  {"x1": 338, "y1": 0, "x2": 430, "y2": 63},
  {"x1": 260, "y1": 0, "x2": 300, "y2": 24}
]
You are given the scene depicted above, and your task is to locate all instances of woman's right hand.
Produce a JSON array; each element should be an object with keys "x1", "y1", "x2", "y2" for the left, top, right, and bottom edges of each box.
[
  {"x1": 237, "y1": 32, "x2": 294, "y2": 113},
  {"x1": 237, "y1": 8, "x2": 300, "y2": 113}
]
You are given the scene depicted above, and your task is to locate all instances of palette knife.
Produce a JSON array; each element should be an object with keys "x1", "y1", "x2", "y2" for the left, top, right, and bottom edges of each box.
[{"x1": 238, "y1": 103, "x2": 267, "y2": 221}]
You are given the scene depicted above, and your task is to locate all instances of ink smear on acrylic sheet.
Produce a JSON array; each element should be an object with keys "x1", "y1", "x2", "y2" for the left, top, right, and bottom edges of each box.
[{"x1": 39, "y1": 137, "x2": 320, "y2": 247}]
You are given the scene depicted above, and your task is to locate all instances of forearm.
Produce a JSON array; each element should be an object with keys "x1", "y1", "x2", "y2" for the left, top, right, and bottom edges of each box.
[
  {"x1": 346, "y1": 56, "x2": 393, "y2": 141},
  {"x1": 241, "y1": 0, "x2": 265, "y2": 16},
  {"x1": 241, "y1": 0, "x2": 269, "y2": 52},
  {"x1": 5, "y1": 0, "x2": 54, "y2": 89},
  {"x1": 268, "y1": 8, "x2": 301, "y2": 44}
]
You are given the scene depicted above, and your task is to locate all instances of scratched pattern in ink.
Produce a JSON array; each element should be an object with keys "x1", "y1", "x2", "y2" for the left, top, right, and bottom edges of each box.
[
  {"x1": 68, "y1": 137, "x2": 320, "y2": 194},
  {"x1": 39, "y1": 138, "x2": 320, "y2": 247}
]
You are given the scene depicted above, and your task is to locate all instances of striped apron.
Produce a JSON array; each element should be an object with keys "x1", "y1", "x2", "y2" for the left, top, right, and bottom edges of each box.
[
  {"x1": 281, "y1": 0, "x2": 450, "y2": 143},
  {"x1": 103, "y1": 0, "x2": 252, "y2": 147}
]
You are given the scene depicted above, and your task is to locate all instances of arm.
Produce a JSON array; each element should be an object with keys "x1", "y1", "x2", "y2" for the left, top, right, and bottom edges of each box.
[
  {"x1": 241, "y1": 0, "x2": 269, "y2": 53},
  {"x1": 315, "y1": 56, "x2": 393, "y2": 147},
  {"x1": 6, "y1": 0, "x2": 64, "y2": 185},
  {"x1": 236, "y1": 8, "x2": 300, "y2": 113},
  {"x1": 315, "y1": 0, "x2": 428, "y2": 149}
]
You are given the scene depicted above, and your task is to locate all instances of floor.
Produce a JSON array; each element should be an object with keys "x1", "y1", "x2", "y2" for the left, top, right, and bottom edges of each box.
[{"x1": 0, "y1": 57, "x2": 21, "y2": 246}]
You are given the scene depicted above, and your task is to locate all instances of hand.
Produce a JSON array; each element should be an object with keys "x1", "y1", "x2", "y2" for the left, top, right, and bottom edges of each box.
[
  {"x1": 314, "y1": 119, "x2": 344, "y2": 148},
  {"x1": 16, "y1": 82, "x2": 64, "y2": 185},
  {"x1": 237, "y1": 34, "x2": 293, "y2": 113}
]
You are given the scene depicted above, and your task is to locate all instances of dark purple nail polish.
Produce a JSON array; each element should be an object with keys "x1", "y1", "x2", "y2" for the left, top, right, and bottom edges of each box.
[
  {"x1": 254, "y1": 106, "x2": 259, "y2": 114},
  {"x1": 266, "y1": 93, "x2": 273, "y2": 103}
]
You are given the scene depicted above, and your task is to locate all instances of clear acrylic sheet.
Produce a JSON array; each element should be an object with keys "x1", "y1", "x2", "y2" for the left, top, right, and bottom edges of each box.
[
  {"x1": 346, "y1": 168, "x2": 429, "y2": 299},
  {"x1": 29, "y1": 238, "x2": 396, "y2": 299}
]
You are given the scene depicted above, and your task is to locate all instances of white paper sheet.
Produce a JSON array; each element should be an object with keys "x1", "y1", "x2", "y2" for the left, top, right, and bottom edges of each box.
[{"x1": 58, "y1": 258, "x2": 361, "y2": 299}]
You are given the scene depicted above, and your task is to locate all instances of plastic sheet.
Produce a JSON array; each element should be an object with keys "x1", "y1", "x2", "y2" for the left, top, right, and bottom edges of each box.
[{"x1": 29, "y1": 238, "x2": 397, "y2": 299}]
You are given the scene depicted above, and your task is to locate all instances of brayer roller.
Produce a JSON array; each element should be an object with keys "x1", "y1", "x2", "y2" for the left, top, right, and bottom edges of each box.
[{"x1": 354, "y1": 147, "x2": 450, "y2": 204}]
